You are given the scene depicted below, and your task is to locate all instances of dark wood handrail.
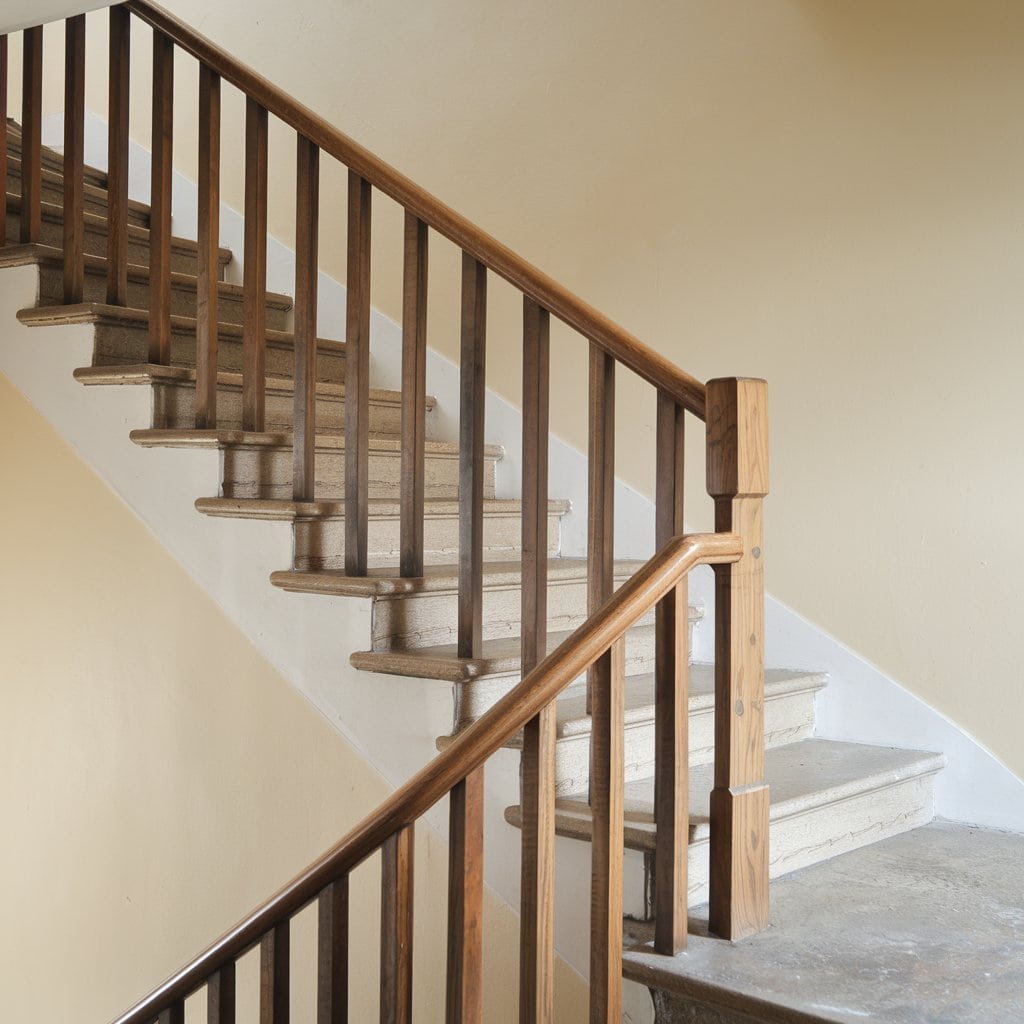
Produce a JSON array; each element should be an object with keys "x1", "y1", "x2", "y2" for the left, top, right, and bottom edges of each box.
[
  {"x1": 123, "y1": 0, "x2": 707, "y2": 418},
  {"x1": 109, "y1": 531, "x2": 742, "y2": 1024}
]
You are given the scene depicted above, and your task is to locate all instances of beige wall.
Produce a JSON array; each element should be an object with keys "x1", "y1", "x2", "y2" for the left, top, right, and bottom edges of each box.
[{"x1": 0, "y1": 373, "x2": 587, "y2": 1020}]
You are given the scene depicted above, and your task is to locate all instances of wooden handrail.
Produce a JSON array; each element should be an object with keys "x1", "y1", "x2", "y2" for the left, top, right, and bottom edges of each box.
[
  {"x1": 123, "y1": 0, "x2": 707, "y2": 418},
  {"x1": 108, "y1": 531, "x2": 742, "y2": 1024}
]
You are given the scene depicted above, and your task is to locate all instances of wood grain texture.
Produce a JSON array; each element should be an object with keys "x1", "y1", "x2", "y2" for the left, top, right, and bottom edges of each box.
[
  {"x1": 62, "y1": 15, "x2": 86, "y2": 304},
  {"x1": 19, "y1": 26, "x2": 42, "y2": 245},
  {"x1": 706, "y1": 377, "x2": 770, "y2": 941},
  {"x1": 344, "y1": 171, "x2": 372, "y2": 575},
  {"x1": 207, "y1": 963, "x2": 236, "y2": 1024},
  {"x1": 105, "y1": 5, "x2": 130, "y2": 304},
  {"x1": 589, "y1": 635, "x2": 625, "y2": 1023},
  {"x1": 446, "y1": 769, "x2": 483, "y2": 1024},
  {"x1": 381, "y1": 825, "x2": 414, "y2": 1024},
  {"x1": 293, "y1": 135, "x2": 320, "y2": 501},
  {"x1": 242, "y1": 98, "x2": 268, "y2": 430},
  {"x1": 148, "y1": 29, "x2": 174, "y2": 365},
  {"x1": 317, "y1": 878, "x2": 348, "y2": 1024},
  {"x1": 125, "y1": 0, "x2": 707, "y2": 417},
  {"x1": 260, "y1": 921, "x2": 290, "y2": 1024},
  {"x1": 654, "y1": 393, "x2": 688, "y2": 954},
  {"x1": 0, "y1": 36, "x2": 7, "y2": 247},
  {"x1": 195, "y1": 65, "x2": 221, "y2": 428},
  {"x1": 458, "y1": 254, "x2": 487, "y2": 659},
  {"x1": 399, "y1": 213, "x2": 428, "y2": 577}
]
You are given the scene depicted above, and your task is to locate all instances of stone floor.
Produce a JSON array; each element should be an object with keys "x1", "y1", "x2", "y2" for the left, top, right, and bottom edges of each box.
[{"x1": 623, "y1": 821, "x2": 1024, "y2": 1023}]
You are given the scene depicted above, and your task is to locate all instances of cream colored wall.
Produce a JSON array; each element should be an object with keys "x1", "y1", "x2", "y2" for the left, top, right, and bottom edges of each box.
[{"x1": 0, "y1": 373, "x2": 587, "y2": 1021}]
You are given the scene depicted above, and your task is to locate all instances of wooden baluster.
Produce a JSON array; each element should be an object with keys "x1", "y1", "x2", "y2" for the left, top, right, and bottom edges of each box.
[
  {"x1": 589, "y1": 635, "x2": 625, "y2": 1023},
  {"x1": 706, "y1": 377, "x2": 770, "y2": 941},
  {"x1": 318, "y1": 878, "x2": 349, "y2": 1024},
  {"x1": 148, "y1": 30, "x2": 174, "y2": 365},
  {"x1": 344, "y1": 171, "x2": 371, "y2": 575},
  {"x1": 61, "y1": 15, "x2": 85, "y2": 303},
  {"x1": 208, "y1": 963, "x2": 236, "y2": 1024},
  {"x1": 446, "y1": 769, "x2": 483, "y2": 1024},
  {"x1": 195, "y1": 65, "x2": 221, "y2": 428},
  {"x1": 159, "y1": 1001, "x2": 185, "y2": 1024},
  {"x1": 242, "y1": 98, "x2": 268, "y2": 430},
  {"x1": 260, "y1": 921, "x2": 290, "y2": 1024},
  {"x1": 293, "y1": 135, "x2": 319, "y2": 500},
  {"x1": 519, "y1": 296, "x2": 555, "y2": 1024},
  {"x1": 20, "y1": 26, "x2": 42, "y2": 245},
  {"x1": 381, "y1": 825, "x2": 414, "y2": 1024},
  {"x1": 0, "y1": 36, "x2": 7, "y2": 247},
  {"x1": 587, "y1": 345, "x2": 615, "y2": 717},
  {"x1": 458, "y1": 254, "x2": 486, "y2": 658},
  {"x1": 399, "y1": 213, "x2": 428, "y2": 577},
  {"x1": 653, "y1": 392, "x2": 688, "y2": 954},
  {"x1": 106, "y1": 5, "x2": 130, "y2": 304}
]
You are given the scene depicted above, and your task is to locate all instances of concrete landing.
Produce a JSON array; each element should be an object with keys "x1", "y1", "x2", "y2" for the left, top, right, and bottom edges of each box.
[{"x1": 623, "y1": 821, "x2": 1024, "y2": 1023}]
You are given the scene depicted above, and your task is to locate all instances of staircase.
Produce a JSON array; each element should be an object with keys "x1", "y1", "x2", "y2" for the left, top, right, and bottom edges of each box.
[{"x1": 2, "y1": 5, "x2": 1019, "y2": 1024}]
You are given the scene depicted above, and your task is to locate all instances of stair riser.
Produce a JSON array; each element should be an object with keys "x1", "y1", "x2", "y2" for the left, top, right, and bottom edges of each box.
[
  {"x1": 91, "y1": 323, "x2": 345, "y2": 384},
  {"x1": 7, "y1": 161, "x2": 151, "y2": 227},
  {"x1": 221, "y1": 447, "x2": 498, "y2": 502},
  {"x1": 152, "y1": 381, "x2": 401, "y2": 435},
  {"x1": 35, "y1": 264, "x2": 291, "y2": 331},
  {"x1": 370, "y1": 576, "x2": 660, "y2": 651},
  {"x1": 293, "y1": 510, "x2": 562, "y2": 571},
  {"x1": 549, "y1": 689, "x2": 815, "y2": 796}
]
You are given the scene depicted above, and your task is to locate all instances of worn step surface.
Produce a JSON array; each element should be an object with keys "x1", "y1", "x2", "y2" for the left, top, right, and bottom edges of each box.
[
  {"x1": 197, "y1": 495, "x2": 570, "y2": 570},
  {"x1": 130, "y1": 428, "x2": 502, "y2": 502},
  {"x1": 272, "y1": 558, "x2": 650, "y2": 651},
  {"x1": 75, "y1": 363, "x2": 430, "y2": 437},
  {"x1": 20, "y1": 303, "x2": 345, "y2": 383},
  {"x1": 507, "y1": 739, "x2": 945, "y2": 907},
  {"x1": 624, "y1": 821, "x2": 1024, "y2": 1024}
]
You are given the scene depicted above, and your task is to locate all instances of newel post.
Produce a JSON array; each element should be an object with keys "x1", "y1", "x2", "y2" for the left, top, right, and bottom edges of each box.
[{"x1": 705, "y1": 377, "x2": 770, "y2": 940}]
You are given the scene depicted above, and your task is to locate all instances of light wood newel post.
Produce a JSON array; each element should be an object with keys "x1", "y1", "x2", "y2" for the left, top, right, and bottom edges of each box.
[
  {"x1": 20, "y1": 26, "x2": 43, "y2": 245},
  {"x1": 106, "y1": 5, "x2": 130, "y2": 304},
  {"x1": 654, "y1": 392, "x2": 688, "y2": 954},
  {"x1": 345, "y1": 172, "x2": 372, "y2": 575},
  {"x1": 318, "y1": 877, "x2": 349, "y2": 1024},
  {"x1": 62, "y1": 15, "x2": 86, "y2": 304},
  {"x1": 400, "y1": 213, "x2": 428, "y2": 577},
  {"x1": 381, "y1": 825, "x2": 414, "y2": 1024},
  {"x1": 207, "y1": 963, "x2": 236, "y2": 1024},
  {"x1": 446, "y1": 769, "x2": 484, "y2": 1023},
  {"x1": 293, "y1": 135, "x2": 320, "y2": 501},
  {"x1": 458, "y1": 254, "x2": 487, "y2": 659},
  {"x1": 148, "y1": 29, "x2": 174, "y2": 365},
  {"x1": 195, "y1": 65, "x2": 221, "y2": 428},
  {"x1": 260, "y1": 921, "x2": 290, "y2": 1024},
  {"x1": 519, "y1": 297, "x2": 554, "y2": 1024},
  {"x1": 706, "y1": 376, "x2": 769, "y2": 941},
  {"x1": 242, "y1": 99, "x2": 269, "y2": 430},
  {"x1": 0, "y1": 36, "x2": 7, "y2": 247},
  {"x1": 589, "y1": 634, "x2": 625, "y2": 1023}
]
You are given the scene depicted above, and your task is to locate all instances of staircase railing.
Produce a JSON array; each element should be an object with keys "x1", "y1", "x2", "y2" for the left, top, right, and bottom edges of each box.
[{"x1": 1, "y1": 3, "x2": 770, "y2": 1020}]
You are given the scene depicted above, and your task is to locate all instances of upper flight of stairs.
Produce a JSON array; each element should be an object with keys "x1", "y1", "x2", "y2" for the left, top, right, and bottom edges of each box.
[{"x1": 2, "y1": 106, "x2": 986, "y2": 1023}]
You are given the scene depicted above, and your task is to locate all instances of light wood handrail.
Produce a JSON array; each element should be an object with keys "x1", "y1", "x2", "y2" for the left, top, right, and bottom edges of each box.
[
  {"x1": 108, "y1": 531, "x2": 741, "y2": 1024},
  {"x1": 123, "y1": 0, "x2": 707, "y2": 418}
]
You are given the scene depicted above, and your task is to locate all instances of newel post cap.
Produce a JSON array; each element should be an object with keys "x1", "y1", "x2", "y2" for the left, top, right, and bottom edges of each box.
[{"x1": 705, "y1": 377, "x2": 769, "y2": 499}]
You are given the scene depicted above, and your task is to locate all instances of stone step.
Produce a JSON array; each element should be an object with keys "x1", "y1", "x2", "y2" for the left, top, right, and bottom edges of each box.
[
  {"x1": 271, "y1": 558, "x2": 652, "y2": 652},
  {"x1": 506, "y1": 739, "x2": 945, "y2": 912},
  {"x1": 19, "y1": 302, "x2": 346, "y2": 384},
  {"x1": 195, "y1": 496, "x2": 570, "y2": 570},
  {"x1": 489, "y1": 667, "x2": 825, "y2": 794},
  {"x1": 6, "y1": 120, "x2": 110, "y2": 192},
  {"x1": 129, "y1": 428, "x2": 502, "y2": 503},
  {"x1": 74, "y1": 363, "x2": 432, "y2": 437},
  {"x1": 5, "y1": 191, "x2": 232, "y2": 278},
  {"x1": 624, "y1": 822, "x2": 1022, "y2": 1024}
]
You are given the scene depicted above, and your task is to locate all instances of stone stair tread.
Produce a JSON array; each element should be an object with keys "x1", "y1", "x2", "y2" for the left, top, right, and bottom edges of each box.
[
  {"x1": 270, "y1": 557, "x2": 648, "y2": 598},
  {"x1": 527, "y1": 738, "x2": 945, "y2": 849},
  {"x1": 621, "y1": 821, "x2": 1024, "y2": 1024},
  {"x1": 195, "y1": 495, "x2": 571, "y2": 521}
]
